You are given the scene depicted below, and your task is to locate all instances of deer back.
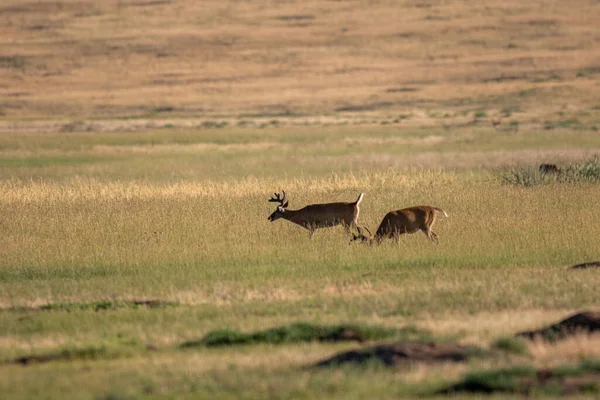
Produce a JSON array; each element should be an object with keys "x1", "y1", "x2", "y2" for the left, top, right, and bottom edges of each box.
[{"x1": 376, "y1": 206, "x2": 436, "y2": 237}]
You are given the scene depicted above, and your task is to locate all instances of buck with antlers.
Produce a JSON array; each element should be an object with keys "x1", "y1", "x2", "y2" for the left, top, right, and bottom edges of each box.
[
  {"x1": 350, "y1": 205, "x2": 448, "y2": 245},
  {"x1": 267, "y1": 190, "x2": 364, "y2": 238}
]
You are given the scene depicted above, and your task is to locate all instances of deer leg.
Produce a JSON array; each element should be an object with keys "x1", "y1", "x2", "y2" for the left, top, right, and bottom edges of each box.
[{"x1": 422, "y1": 228, "x2": 439, "y2": 243}]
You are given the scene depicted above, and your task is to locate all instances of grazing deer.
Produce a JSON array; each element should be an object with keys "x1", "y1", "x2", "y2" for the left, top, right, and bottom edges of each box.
[
  {"x1": 350, "y1": 206, "x2": 448, "y2": 245},
  {"x1": 539, "y1": 163, "x2": 561, "y2": 175},
  {"x1": 267, "y1": 190, "x2": 364, "y2": 238}
]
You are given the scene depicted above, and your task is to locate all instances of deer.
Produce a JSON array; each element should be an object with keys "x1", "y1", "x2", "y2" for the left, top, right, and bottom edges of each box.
[
  {"x1": 349, "y1": 205, "x2": 448, "y2": 245},
  {"x1": 267, "y1": 190, "x2": 364, "y2": 238}
]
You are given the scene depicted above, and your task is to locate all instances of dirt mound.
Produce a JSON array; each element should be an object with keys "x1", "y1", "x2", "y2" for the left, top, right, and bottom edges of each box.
[
  {"x1": 570, "y1": 261, "x2": 600, "y2": 270},
  {"x1": 315, "y1": 341, "x2": 483, "y2": 368},
  {"x1": 439, "y1": 364, "x2": 600, "y2": 395},
  {"x1": 516, "y1": 310, "x2": 600, "y2": 341}
]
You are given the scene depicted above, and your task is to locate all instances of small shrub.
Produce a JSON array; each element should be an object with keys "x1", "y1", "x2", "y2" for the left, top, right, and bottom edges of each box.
[
  {"x1": 564, "y1": 156, "x2": 600, "y2": 182},
  {"x1": 474, "y1": 110, "x2": 488, "y2": 118},
  {"x1": 493, "y1": 166, "x2": 550, "y2": 187}
]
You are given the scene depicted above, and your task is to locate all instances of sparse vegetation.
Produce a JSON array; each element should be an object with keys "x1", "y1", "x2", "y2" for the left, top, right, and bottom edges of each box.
[{"x1": 493, "y1": 157, "x2": 600, "y2": 186}]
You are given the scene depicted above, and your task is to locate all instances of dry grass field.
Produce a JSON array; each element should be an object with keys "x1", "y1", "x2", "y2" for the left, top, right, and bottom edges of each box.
[{"x1": 1, "y1": 0, "x2": 600, "y2": 399}]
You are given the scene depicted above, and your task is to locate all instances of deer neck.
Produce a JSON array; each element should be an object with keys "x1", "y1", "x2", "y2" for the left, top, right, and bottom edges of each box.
[{"x1": 281, "y1": 209, "x2": 307, "y2": 226}]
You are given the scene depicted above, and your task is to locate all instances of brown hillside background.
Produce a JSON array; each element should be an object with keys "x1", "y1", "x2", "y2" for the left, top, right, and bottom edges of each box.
[{"x1": 1, "y1": 0, "x2": 600, "y2": 123}]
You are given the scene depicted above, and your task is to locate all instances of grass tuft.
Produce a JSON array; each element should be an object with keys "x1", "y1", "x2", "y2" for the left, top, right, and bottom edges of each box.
[{"x1": 491, "y1": 337, "x2": 529, "y2": 355}]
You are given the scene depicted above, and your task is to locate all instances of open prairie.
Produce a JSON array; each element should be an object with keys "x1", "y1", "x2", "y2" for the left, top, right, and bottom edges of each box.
[{"x1": 1, "y1": 0, "x2": 600, "y2": 398}]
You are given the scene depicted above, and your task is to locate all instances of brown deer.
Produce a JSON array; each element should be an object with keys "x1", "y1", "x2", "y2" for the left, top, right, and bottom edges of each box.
[
  {"x1": 350, "y1": 205, "x2": 448, "y2": 245},
  {"x1": 267, "y1": 190, "x2": 364, "y2": 238}
]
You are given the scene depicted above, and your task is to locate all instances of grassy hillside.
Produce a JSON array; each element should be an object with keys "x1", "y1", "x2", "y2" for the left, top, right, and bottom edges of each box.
[{"x1": 1, "y1": 0, "x2": 600, "y2": 126}]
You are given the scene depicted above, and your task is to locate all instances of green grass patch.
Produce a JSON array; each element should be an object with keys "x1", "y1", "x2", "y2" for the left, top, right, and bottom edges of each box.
[
  {"x1": 180, "y1": 323, "x2": 425, "y2": 348},
  {"x1": 447, "y1": 365, "x2": 537, "y2": 393},
  {"x1": 491, "y1": 336, "x2": 529, "y2": 355},
  {"x1": 441, "y1": 360, "x2": 600, "y2": 395},
  {"x1": 5, "y1": 336, "x2": 147, "y2": 366}
]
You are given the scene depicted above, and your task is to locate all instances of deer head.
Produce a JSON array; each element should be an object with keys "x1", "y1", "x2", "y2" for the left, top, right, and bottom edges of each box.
[
  {"x1": 267, "y1": 191, "x2": 288, "y2": 222},
  {"x1": 349, "y1": 226, "x2": 372, "y2": 244}
]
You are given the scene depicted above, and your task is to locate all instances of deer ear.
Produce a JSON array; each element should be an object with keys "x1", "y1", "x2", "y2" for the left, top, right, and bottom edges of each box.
[{"x1": 283, "y1": 201, "x2": 288, "y2": 208}]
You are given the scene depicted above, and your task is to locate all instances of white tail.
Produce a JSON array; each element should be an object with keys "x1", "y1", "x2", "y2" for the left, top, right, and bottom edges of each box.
[
  {"x1": 350, "y1": 205, "x2": 447, "y2": 244},
  {"x1": 268, "y1": 191, "x2": 364, "y2": 238},
  {"x1": 434, "y1": 207, "x2": 448, "y2": 218},
  {"x1": 355, "y1": 193, "x2": 364, "y2": 205}
]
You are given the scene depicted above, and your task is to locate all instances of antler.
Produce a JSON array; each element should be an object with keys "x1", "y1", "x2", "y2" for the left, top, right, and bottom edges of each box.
[
  {"x1": 360, "y1": 226, "x2": 372, "y2": 236},
  {"x1": 268, "y1": 190, "x2": 287, "y2": 206}
]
